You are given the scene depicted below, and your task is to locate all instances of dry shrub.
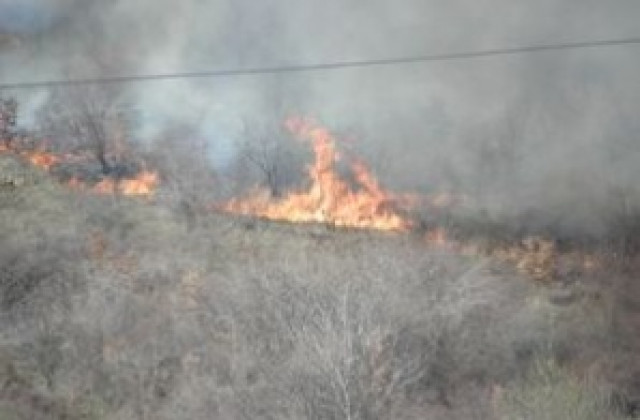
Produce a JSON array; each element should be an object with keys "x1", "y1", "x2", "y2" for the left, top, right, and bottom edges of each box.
[
  {"x1": 0, "y1": 163, "x2": 623, "y2": 420},
  {"x1": 495, "y1": 358, "x2": 633, "y2": 420}
]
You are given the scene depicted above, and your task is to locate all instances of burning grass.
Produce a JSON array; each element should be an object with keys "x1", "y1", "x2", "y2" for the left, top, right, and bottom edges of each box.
[
  {"x1": 66, "y1": 170, "x2": 159, "y2": 197},
  {"x1": 421, "y1": 229, "x2": 603, "y2": 283},
  {"x1": 1, "y1": 139, "x2": 159, "y2": 198},
  {"x1": 1, "y1": 118, "x2": 619, "y2": 284},
  {"x1": 1, "y1": 124, "x2": 611, "y2": 289},
  {"x1": 219, "y1": 118, "x2": 415, "y2": 231},
  {"x1": 215, "y1": 117, "x2": 608, "y2": 284},
  {"x1": 0, "y1": 140, "x2": 60, "y2": 171}
]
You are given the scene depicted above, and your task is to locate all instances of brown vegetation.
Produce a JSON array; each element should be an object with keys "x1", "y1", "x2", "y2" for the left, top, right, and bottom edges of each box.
[{"x1": 0, "y1": 154, "x2": 638, "y2": 419}]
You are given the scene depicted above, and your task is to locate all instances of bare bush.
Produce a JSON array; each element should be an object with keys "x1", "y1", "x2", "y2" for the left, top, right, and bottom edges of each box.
[
  {"x1": 145, "y1": 127, "x2": 218, "y2": 227},
  {"x1": 0, "y1": 164, "x2": 623, "y2": 419},
  {"x1": 206, "y1": 237, "x2": 568, "y2": 419},
  {"x1": 0, "y1": 96, "x2": 18, "y2": 144}
]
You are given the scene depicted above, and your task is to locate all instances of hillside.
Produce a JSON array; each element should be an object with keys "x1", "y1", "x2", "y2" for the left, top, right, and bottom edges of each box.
[{"x1": 0, "y1": 155, "x2": 638, "y2": 419}]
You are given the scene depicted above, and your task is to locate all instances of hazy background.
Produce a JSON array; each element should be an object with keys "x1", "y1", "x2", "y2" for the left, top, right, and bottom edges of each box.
[{"x1": 1, "y1": 0, "x2": 640, "y2": 237}]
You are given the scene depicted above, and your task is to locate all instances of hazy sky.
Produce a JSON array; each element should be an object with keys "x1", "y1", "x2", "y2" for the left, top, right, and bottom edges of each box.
[
  {"x1": 0, "y1": 0, "x2": 60, "y2": 33},
  {"x1": 3, "y1": 1, "x2": 639, "y2": 123}
]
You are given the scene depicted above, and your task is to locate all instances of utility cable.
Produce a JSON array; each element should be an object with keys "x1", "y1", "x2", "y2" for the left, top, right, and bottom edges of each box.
[{"x1": 1, "y1": 36, "x2": 639, "y2": 90}]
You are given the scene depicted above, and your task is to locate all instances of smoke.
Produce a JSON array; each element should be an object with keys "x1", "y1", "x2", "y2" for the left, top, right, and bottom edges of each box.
[{"x1": 2, "y1": 0, "x2": 640, "y2": 238}]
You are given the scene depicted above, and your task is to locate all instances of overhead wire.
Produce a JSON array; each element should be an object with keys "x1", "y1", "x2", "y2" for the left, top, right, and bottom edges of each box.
[{"x1": 1, "y1": 36, "x2": 639, "y2": 90}]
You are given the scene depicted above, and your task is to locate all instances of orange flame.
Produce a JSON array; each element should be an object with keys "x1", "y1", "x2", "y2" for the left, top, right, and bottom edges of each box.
[
  {"x1": 25, "y1": 149, "x2": 60, "y2": 170},
  {"x1": 221, "y1": 118, "x2": 412, "y2": 231},
  {"x1": 118, "y1": 171, "x2": 159, "y2": 196},
  {"x1": 67, "y1": 170, "x2": 159, "y2": 197},
  {"x1": 2, "y1": 138, "x2": 158, "y2": 197},
  {"x1": 423, "y1": 231, "x2": 601, "y2": 281},
  {"x1": 0, "y1": 141, "x2": 60, "y2": 170}
]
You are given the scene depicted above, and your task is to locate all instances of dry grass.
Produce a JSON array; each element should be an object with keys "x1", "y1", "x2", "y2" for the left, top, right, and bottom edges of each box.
[
  {"x1": 495, "y1": 358, "x2": 635, "y2": 420},
  {"x1": 0, "y1": 155, "x2": 631, "y2": 419}
]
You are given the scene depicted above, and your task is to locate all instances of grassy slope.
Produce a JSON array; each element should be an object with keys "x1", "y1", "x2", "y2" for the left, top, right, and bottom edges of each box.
[{"x1": 0, "y1": 155, "x2": 635, "y2": 419}]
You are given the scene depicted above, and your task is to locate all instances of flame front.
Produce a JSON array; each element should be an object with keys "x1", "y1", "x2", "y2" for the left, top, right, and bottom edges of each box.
[
  {"x1": 0, "y1": 141, "x2": 60, "y2": 171},
  {"x1": 0, "y1": 140, "x2": 158, "y2": 197},
  {"x1": 25, "y1": 150, "x2": 60, "y2": 170},
  {"x1": 221, "y1": 118, "x2": 412, "y2": 231},
  {"x1": 68, "y1": 170, "x2": 159, "y2": 197}
]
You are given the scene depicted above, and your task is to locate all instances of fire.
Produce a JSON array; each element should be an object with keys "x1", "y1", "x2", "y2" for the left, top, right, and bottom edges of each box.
[
  {"x1": 423, "y1": 231, "x2": 601, "y2": 281},
  {"x1": 1, "y1": 138, "x2": 158, "y2": 197},
  {"x1": 25, "y1": 150, "x2": 60, "y2": 170},
  {"x1": 221, "y1": 118, "x2": 412, "y2": 231},
  {"x1": 118, "y1": 170, "x2": 159, "y2": 196},
  {"x1": 67, "y1": 170, "x2": 159, "y2": 197},
  {"x1": 0, "y1": 141, "x2": 60, "y2": 170}
]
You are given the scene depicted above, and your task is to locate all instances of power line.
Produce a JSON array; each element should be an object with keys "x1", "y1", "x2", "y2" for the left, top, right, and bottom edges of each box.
[{"x1": 2, "y1": 36, "x2": 640, "y2": 90}]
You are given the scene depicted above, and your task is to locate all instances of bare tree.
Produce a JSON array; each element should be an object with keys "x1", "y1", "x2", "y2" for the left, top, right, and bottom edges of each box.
[
  {"x1": 38, "y1": 84, "x2": 132, "y2": 176},
  {"x1": 233, "y1": 119, "x2": 304, "y2": 198},
  {"x1": 36, "y1": 42, "x2": 136, "y2": 178}
]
